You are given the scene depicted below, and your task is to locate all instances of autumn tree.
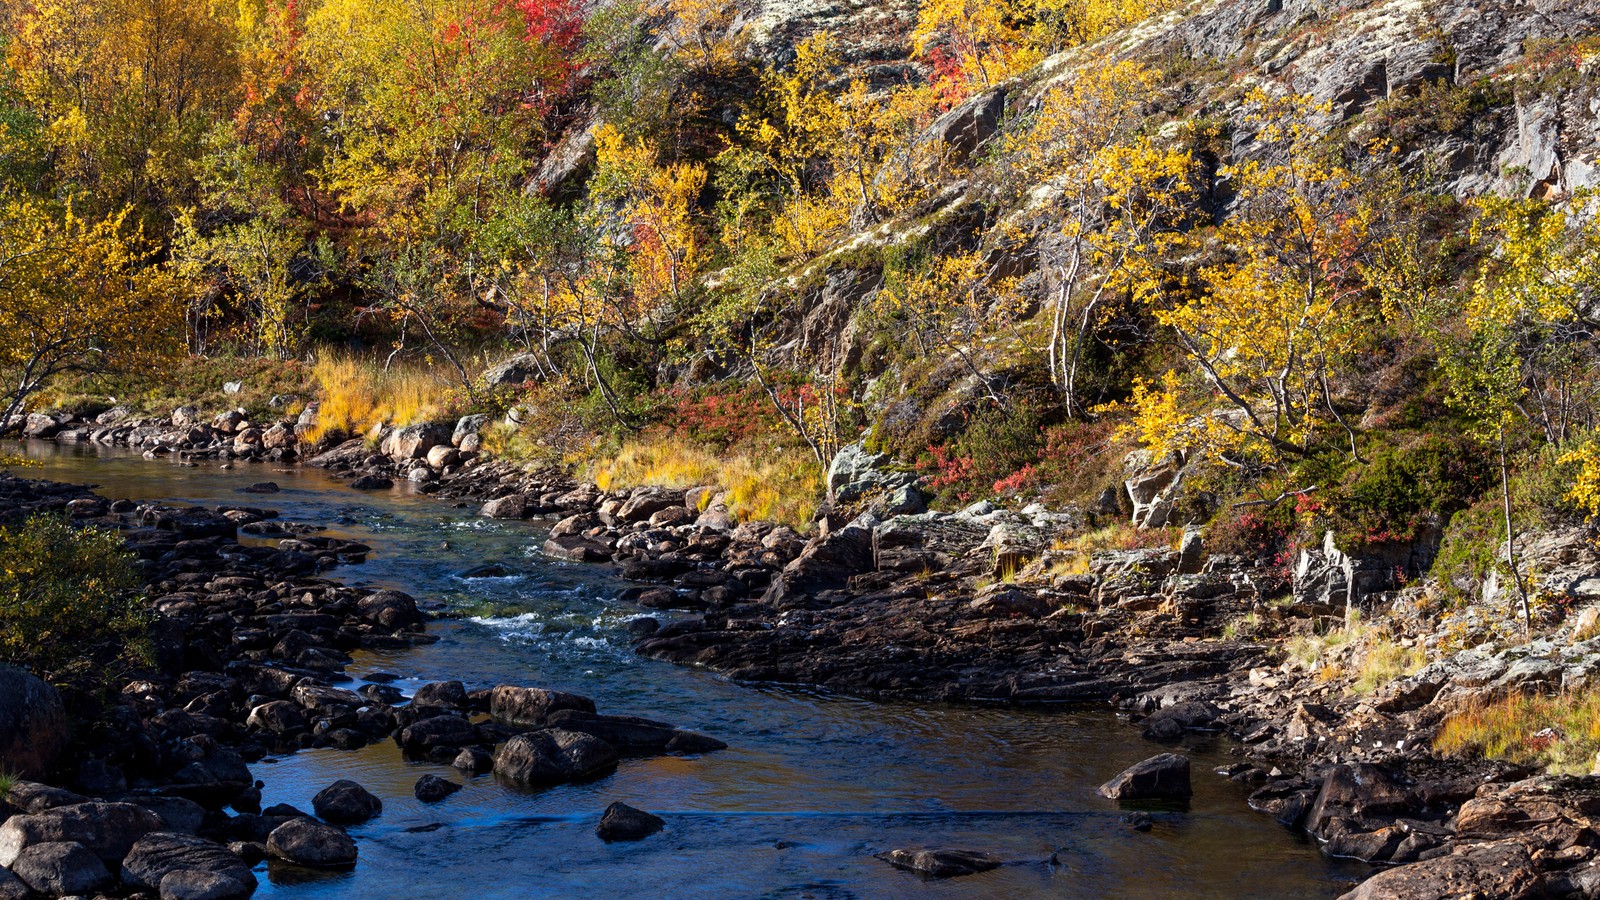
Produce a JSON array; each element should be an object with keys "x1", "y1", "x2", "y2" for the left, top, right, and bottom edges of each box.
[
  {"x1": 0, "y1": 198, "x2": 182, "y2": 425},
  {"x1": 1140, "y1": 91, "x2": 1376, "y2": 466},
  {"x1": 1006, "y1": 59, "x2": 1197, "y2": 415}
]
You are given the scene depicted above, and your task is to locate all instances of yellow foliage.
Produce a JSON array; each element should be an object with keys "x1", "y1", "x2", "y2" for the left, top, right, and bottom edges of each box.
[
  {"x1": 588, "y1": 436, "x2": 823, "y2": 530},
  {"x1": 593, "y1": 125, "x2": 708, "y2": 309},
  {"x1": 1561, "y1": 437, "x2": 1600, "y2": 521},
  {"x1": 305, "y1": 354, "x2": 453, "y2": 445}
]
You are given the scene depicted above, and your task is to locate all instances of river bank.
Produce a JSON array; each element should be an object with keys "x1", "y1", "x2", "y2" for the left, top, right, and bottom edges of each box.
[{"x1": 15, "y1": 410, "x2": 1600, "y2": 897}]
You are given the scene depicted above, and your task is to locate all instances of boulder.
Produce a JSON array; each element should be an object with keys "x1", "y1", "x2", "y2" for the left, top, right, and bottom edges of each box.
[
  {"x1": 542, "y1": 534, "x2": 613, "y2": 562},
  {"x1": 762, "y1": 526, "x2": 875, "y2": 606},
  {"x1": 265, "y1": 818, "x2": 357, "y2": 869},
  {"x1": 356, "y1": 590, "x2": 424, "y2": 629},
  {"x1": 10, "y1": 841, "x2": 112, "y2": 895},
  {"x1": 397, "y1": 716, "x2": 477, "y2": 753},
  {"x1": 827, "y1": 442, "x2": 919, "y2": 504},
  {"x1": 381, "y1": 422, "x2": 450, "y2": 462},
  {"x1": 1337, "y1": 840, "x2": 1541, "y2": 900},
  {"x1": 413, "y1": 775, "x2": 461, "y2": 804},
  {"x1": 121, "y1": 832, "x2": 257, "y2": 900},
  {"x1": 247, "y1": 700, "x2": 307, "y2": 735},
  {"x1": 0, "y1": 867, "x2": 27, "y2": 900},
  {"x1": 1139, "y1": 701, "x2": 1220, "y2": 741},
  {"x1": 452, "y1": 415, "x2": 489, "y2": 447},
  {"x1": 0, "y1": 801, "x2": 165, "y2": 866},
  {"x1": 349, "y1": 475, "x2": 393, "y2": 490},
  {"x1": 409, "y1": 681, "x2": 468, "y2": 710},
  {"x1": 480, "y1": 494, "x2": 532, "y2": 519},
  {"x1": 595, "y1": 802, "x2": 663, "y2": 842},
  {"x1": 1098, "y1": 754, "x2": 1192, "y2": 802},
  {"x1": 876, "y1": 848, "x2": 1001, "y2": 878},
  {"x1": 1124, "y1": 452, "x2": 1183, "y2": 529},
  {"x1": 452, "y1": 747, "x2": 493, "y2": 774},
  {"x1": 0, "y1": 665, "x2": 66, "y2": 779},
  {"x1": 615, "y1": 488, "x2": 683, "y2": 523},
  {"x1": 489, "y1": 686, "x2": 596, "y2": 727},
  {"x1": 1305, "y1": 764, "x2": 1415, "y2": 840},
  {"x1": 493, "y1": 730, "x2": 619, "y2": 786},
  {"x1": 482, "y1": 354, "x2": 541, "y2": 389},
  {"x1": 921, "y1": 87, "x2": 1007, "y2": 162},
  {"x1": 311, "y1": 780, "x2": 382, "y2": 825}
]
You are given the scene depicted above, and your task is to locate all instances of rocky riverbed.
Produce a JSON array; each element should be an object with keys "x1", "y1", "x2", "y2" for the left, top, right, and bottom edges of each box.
[{"x1": 15, "y1": 406, "x2": 1600, "y2": 897}]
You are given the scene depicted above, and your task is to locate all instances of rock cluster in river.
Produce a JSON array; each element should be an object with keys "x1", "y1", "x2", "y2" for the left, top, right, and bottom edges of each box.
[{"x1": 0, "y1": 473, "x2": 726, "y2": 899}]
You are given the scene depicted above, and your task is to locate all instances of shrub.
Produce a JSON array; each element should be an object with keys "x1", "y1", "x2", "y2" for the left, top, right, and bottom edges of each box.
[{"x1": 0, "y1": 515, "x2": 149, "y2": 691}]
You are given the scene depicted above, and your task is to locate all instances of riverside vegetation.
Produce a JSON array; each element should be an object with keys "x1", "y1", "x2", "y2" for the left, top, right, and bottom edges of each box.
[{"x1": 5, "y1": 0, "x2": 1600, "y2": 897}]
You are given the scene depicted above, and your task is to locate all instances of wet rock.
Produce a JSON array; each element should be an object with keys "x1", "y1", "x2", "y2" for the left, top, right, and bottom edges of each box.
[
  {"x1": 246, "y1": 701, "x2": 307, "y2": 735},
  {"x1": 542, "y1": 534, "x2": 613, "y2": 562},
  {"x1": 595, "y1": 802, "x2": 663, "y2": 842},
  {"x1": 493, "y1": 730, "x2": 619, "y2": 786},
  {"x1": 452, "y1": 747, "x2": 493, "y2": 774},
  {"x1": 311, "y1": 780, "x2": 381, "y2": 825},
  {"x1": 1098, "y1": 754, "x2": 1192, "y2": 802},
  {"x1": 1123, "y1": 812, "x2": 1154, "y2": 832},
  {"x1": 480, "y1": 494, "x2": 533, "y2": 519},
  {"x1": 1306, "y1": 764, "x2": 1415, "y2": 841},
  {"x1": 122, "y1": 832, "x2": 257, "y2": 900},
  {"x1": 489, "y1": 686, "x2": 596, "y2": 727},
  {"x1": 876, "y1": 848, "x2": 1002, "y2": 878},
  {"x1": 265, "y1": 818, "x2": 357, "y2": 869},
  {"x1": 349, "y1": 475, "x2": 393, "y2": 490},
  {"x1": 413, "y1": 775, "x2": 461, "y2": 804},
  {"x1": 410, "y1": 680, "x2": 468, "y2": 710},
  {"x1": 397, "y1": 715, "x2": 478, "y2": 753},
  {"x1": 0, "y1": 664, "x2": 67, "y2": 780},
  {"x1": 355, "y1": 590, "x2": 424, "y2": 629},
  {"x1": 10, "y1": 841, "x2": 112, "y2": 895},
  {"x1": 241, "y1": 482, "x2": 280, "y2": 494}
]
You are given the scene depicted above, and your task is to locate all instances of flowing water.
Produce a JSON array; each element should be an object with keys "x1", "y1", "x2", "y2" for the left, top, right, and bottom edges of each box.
[{"x1": 16, "y1": 441, "x2": 1363, "y2": 899}]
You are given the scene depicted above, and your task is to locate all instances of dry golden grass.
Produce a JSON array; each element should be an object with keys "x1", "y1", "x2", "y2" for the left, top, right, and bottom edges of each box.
[
  {"x1": 1352, "y1": 638, "x2": 1427, "y2": 695},
  {"x1": 1436, "y1": 691, "x2": 1600, "y2": 774},
  {"x1": 305, "y1": 354, "x2": 453, "y2": 445},
  {"x1": 588, "y1": 435, "x2": 823, "y2": 530}
]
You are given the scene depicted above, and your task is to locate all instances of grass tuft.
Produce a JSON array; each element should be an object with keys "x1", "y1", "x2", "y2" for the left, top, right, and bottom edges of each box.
[
  {"x1": 588, "y1": 435, "x2": 823, "y2": 531},
  {"x1": 1436, "y1": 691, "x2": 1600, "y2": 774},
  {"x1": 305, "y1": 353, "x2": 455, "y2": 445}
]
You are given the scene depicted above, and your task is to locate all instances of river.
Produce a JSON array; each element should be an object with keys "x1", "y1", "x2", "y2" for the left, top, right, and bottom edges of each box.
[{"x1": 16, "y1": 440, "x2": 1362, "y2": 899}]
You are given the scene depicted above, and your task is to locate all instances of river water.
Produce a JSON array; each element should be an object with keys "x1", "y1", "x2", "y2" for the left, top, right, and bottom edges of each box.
[{"x1": 17, "y1": 441, "x2": 1361, "y2": 899}]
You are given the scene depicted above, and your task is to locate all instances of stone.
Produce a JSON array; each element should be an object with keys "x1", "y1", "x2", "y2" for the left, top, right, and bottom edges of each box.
[
  {"x1": 10, "y1": 841, "x2": 112, "y2": 895},
  {"x1": 595, "y1": 802, "x2": 663, "y2": 842},
  {"x1": 1305, "y1": 764, "x2": 1415, "y2": 840},
  {"x1": 452, "y1": 747, "x2": 493, "y2": 774},
  {"x1": 0, "y1": 867, "x2": 27, "y2": 900},
  {"x1": 355, "y1": 590, "x2": 424, "y2": 629},
  {"x1": 876, "y1": 848, "x2": 1002, "y2": 878},
  {"x1": 311, "y1": 780, "x2": 382, "y2": 826},
  {"x1": 265, "y1": 818, "x2": 357, "y2": 869},
  {"x1": 121, "y1": 832, "x2": 257, "y2": 900},
  {"x1": 1098, "y1": 754, "x2": 1193, "y2": 802},
  {"x1": 827, "y1": 442, "x2": 919, "y2": 504},
  {"x1": 413, "y1": 775, "x2": 461, "y2": 804},
  {"x1": 1124, "y1": 452, "x2": 1182, "y2": 529},
  {"x1": 489, "y1": 686, "x2": 596, "y2": 727},
  {"x1": 381, "y1": 422, "x2": 450, "y2": 462},
  {"x1": 452, "y1": 414, "x2": 489, "y2": 446},
  {"x1": 482, "y1": 354, "x2": 542, "y2": 389},
  {"x1": 762, "y1": 526, "x2": 875, "y2": 606},
  {"x1": 349, "y1": 474, "x2": 393, "y2": 490},
  {"x1": 409, "y1": 681, "x2": 468, "y2": 710},
  {"x1": 425, "y1": 445, "x2": 460, "y2": 469},
  {"x1": 0, "y1": 801, "x2": 165, "y2": 866},
  {"x1": 397, "y1": 715, "x2": 477, "y2": 753},
  {"x1": 542, "y1": 534, "x2": 613, "y2": 562},
  {"x1": 1138, "y1": 701, "x2": 1219, "y2": 742},
  {"x1": 0, "y1": 665, "x2": 66, "y2": 780},
  {"x1": 1337, "y1": 840, "x2": 1541, "y2": 900},
  {"x1": 480, "y1": 494, "x2": 532, "y2": 519},
  {"x1": 247, "y1": 700, "x2": 307, "y2": 735},
  {"x1": 493, "y1": 729, "x2": 619, "y2": 786}
]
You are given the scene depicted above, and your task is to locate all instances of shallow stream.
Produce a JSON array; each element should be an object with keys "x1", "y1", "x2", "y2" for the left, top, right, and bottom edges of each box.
[{"x1": 18, "y1": 441, "x2": 1361, "y2": 899}]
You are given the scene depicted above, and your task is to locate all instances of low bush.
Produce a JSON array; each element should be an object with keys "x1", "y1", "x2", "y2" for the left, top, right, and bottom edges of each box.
[{"x1": 0, "y1": 515, "x2": 150, "y2": 692}]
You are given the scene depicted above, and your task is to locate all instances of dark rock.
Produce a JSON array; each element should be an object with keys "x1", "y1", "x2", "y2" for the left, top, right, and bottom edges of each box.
[
  {"x1": 876, "y1": 847, "x2": 1002, "y2": 878},
  {"x1": 410, "y1": 681, "x2": 468, "y2": 710},
  {"x1": 266, "y1": 818, "x2": 357, "y2": 868},
  {"x1": 1337, "y1": 840, "x2": 1542, "y2": 899},
  {"x1": 595, "y1": 802, "x2": 663, "y2": 842},
  {"x1": 493, "y1": 730, "x2": 619, "y2": 786},
  {"x1": 0, "y1": 801, "x2": 165, "y2": 866},
  {"x1": 413, "y1": 775, "x2": 461, "y2": 804},
  {"x1": 10, "y1": 840, "x2": 112, "y2": 895},
  {"x1": 1139, "y1": 701, "x2": 1219, "y2": 741},
  {"x1": 311, "y1": 780, "x2": 382, "y2": 825},
  {"x1": 1123, "y1": 812, "x2": 1154, "y2": 832},
  {"x1": 542, "y1": 534, "x2": 613, "y2": 562},
  {"x1": 247, "y1": 701, "x2": 307, "y2": 735},
  {"x1": 241, "y1": 482, "x2": 280, "y2": 494},
  {"x1": 1098, "y1": 754, "x2": 1192, "y2": 802},
  {"x1": 122, "y1": 832, "x2": 257, "y2": 900},
  {"x1": 489, "y1": 686, "x2": 596, "y2": 727},
  {"x1": 0, "y1": 664, "x2": 67, "y2": 780},
  {"x1": 452, "y1": 747, "x2": 493, "y2": 774},
  {"x1": 397, "y1": 715, "x2": 477, "y2": 753},
  {"x1": 1306, "y1": 764, "x2": 1415, "y2": 841},
  {"x1": 349, "y1": 475, "x2": 393, "y2": 490}
]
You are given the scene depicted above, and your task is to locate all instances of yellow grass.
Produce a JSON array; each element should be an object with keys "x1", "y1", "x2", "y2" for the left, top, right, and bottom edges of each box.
[
  {"x1": 588, "y1": 435, "x2": 823, "y2": 531},
  {"x1": 305, "y1": 354, "x2": 453, "y2": 445},
  {"x1": 1436, "y1": 692, "x2": 1600, "y2": 775},
  {"x1": 1352, "y1": 638, "x2": 1427, "y2": 695}
]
